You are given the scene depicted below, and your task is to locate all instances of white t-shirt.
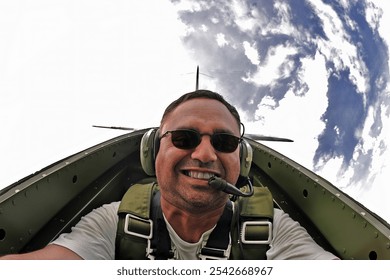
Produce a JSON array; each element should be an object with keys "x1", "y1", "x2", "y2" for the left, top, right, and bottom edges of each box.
[{"x1": 52, "y1": 201, "x2": 337, "y2": 260}]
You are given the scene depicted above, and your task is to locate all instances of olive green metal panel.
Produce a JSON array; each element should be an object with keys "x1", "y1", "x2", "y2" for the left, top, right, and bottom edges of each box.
[
  {"x1": 0, "y1": 131, "x2": 144, "y2": 255},
  {"x1": 249, "y1": 139, "x2": 390, "y2": 259},
  {"x1": 22, "y1": 163, "x2": 131, "y2": 252}
]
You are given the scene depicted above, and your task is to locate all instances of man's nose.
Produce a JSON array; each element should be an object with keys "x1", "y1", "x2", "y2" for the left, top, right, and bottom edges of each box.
[{"x1": 190, "y1": 135, "x2": 218, "y2": 163}]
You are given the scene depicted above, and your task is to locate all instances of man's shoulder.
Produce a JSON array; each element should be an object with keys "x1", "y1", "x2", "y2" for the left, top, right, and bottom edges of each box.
[
  {"x1": 100, "y1": 201, "x2": 120, "y2": 212},
  {"x1": 272, "y1": 208, "x2": 295, "y2": 224},
  {"x1": 86, "y1": 201, "x2": 121, "y2": 219}
]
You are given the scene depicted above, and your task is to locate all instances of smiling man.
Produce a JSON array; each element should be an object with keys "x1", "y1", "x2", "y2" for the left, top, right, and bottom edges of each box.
[
  {"x1": 0, "y1": 90, "x2": 338, "y2": 260},
  {"x1": 156, "y1": 95, "x2": 240, "y2": 243}
]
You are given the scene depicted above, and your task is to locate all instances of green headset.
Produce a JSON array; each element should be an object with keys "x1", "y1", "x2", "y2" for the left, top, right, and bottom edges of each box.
[{"x1": 140, "y1": 128, "x2": 253, "y2": 178}]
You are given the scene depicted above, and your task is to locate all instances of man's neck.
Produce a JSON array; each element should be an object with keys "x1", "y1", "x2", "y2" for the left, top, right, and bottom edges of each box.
[{"x1": 160, "y1": 197, "x2": 226, "y2": 243}]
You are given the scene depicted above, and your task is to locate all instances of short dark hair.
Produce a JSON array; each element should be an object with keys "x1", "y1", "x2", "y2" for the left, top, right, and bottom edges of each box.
[{"x1": 160, "y1": 90, "x2": 241, "y2": 128}]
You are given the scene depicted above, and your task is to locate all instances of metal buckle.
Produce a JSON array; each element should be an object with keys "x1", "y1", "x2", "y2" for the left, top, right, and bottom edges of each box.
[
  {"x1": 146, "y1": 239, "x2": 155, "y2": 260},
  {"x1": 241, "y1": 220, "x2": 272, "y2": 244},
  {"x1": 124, "y1": 213, "x2": 153, "y2": 239},
  {"x1": 198, "y1": 247, "x2": 231, "y2": 260},
  {"x1": 198, "y1": 234, "x2": 232, "y2": 260}
]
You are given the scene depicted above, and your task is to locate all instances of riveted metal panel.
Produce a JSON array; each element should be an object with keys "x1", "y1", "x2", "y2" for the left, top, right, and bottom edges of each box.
[
  {"x1": 0, "y1": 130, "x2": 146, "y2": 254},
  {"x1": 248, "y1": 138, "x2": 390, "y2": 260}
]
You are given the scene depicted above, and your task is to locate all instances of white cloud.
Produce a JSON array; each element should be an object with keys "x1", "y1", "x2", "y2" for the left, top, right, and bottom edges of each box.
[
  {"x1": 243, "y1": 41, "x2": 260, "y2": 65},
  {"x1": 308, "y1": 0, "x2": 370, "y2": 97},
  {"x1": 243, "y1": 44, "x2": 298, "y2": 86},
  {"x1": 368, "y1": 0, "x2": 390, "y2": 85},
  {"x1": 231, "y1": 0, "x2": 257, "y2": 33},
  {"x1": 216, "y1": 33, "x2": 229, "y2": 47},
  {"x1": 246, "y1": 51, "x2": 328, "y2": 171},
  {"x1": 365, "y1": 0, "x2": 384, "y2": 31},
  {"x1": 200, "y1": 24, "x2": 208, "y2": 32}
]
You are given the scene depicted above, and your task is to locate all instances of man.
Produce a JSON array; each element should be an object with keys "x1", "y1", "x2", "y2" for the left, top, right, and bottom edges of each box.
[{"x1": 0, "y1": 90, "x2": 337, "y2": 260}]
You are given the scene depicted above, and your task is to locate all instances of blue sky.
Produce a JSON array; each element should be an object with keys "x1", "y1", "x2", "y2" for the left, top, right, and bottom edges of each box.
[{"x1": 170, "y1": 0, "x2": 390, "y2": 221}]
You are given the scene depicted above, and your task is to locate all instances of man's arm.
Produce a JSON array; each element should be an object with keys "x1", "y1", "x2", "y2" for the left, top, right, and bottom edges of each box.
[
  {"x1": 268, "y1": 209, "x2": 339, "y2": 260},
  {"x1": 0, "y1": 244, "x2": 83, "y2": 260}
]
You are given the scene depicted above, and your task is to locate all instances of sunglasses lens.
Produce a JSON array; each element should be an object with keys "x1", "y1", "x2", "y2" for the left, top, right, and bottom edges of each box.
[
  {"x1": 167, "y1": 130, "x2": 240, "y2": 153},
  {"x1": 170, "y1": 130, "x2": 200, "y2": 149},
  {"x1": 212, "y1": 133, "x2": 240, "y2": 153}
]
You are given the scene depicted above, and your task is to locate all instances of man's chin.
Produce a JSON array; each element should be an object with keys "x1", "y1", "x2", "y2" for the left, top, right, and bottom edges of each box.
[{"x1": 183, "y1": 189, "x2": 228, "y2": 209}]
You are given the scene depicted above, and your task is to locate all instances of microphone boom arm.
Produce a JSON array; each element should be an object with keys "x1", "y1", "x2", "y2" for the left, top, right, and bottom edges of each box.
[{"x1": 208, "y1": 176, "x2": 254, "y2": 197}]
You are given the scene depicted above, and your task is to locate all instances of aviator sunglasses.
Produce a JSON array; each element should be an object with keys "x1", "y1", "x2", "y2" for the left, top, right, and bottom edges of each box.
[{"x1": 160, "y1": 129, "x2": 242, "y2": 153}]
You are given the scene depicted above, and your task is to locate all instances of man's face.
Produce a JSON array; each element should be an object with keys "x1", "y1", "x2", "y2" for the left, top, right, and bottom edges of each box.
[{"x1": 155, "y1": 98, "x2": 241, "y2": 214}]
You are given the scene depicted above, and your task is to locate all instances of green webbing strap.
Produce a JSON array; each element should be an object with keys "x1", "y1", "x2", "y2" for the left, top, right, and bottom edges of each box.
[
  {"x1": 115, "y1": 183, "x2": 158, "y2": 259},
  {"x1": 199, "y1": 201, "x2": 233, "y2": 259},
  {"x1": 230, "y1": 186, "x2": 274, "y2": 260},
  {"x1": 115, "y1": 183, "x2": 274, "y2": 260},
  {"x1": 118, "y1": 183, "x2": 157, "y2": 218}
]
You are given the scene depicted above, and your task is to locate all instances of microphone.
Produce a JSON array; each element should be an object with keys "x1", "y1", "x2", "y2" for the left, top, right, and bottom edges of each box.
[{"x1": 208, "y1": 176, "x2": 254, "y2": 197}]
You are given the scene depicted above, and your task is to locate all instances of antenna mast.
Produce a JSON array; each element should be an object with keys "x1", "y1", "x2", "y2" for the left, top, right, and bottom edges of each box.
[{"x1": 195, "y1": 65, "x2": 199, "y2": 90}]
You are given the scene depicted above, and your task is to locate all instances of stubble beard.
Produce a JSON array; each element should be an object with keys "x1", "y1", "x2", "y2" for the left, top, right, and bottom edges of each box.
[{"x1": 175, "y1": 185, "x2": 228, "y2": 214}]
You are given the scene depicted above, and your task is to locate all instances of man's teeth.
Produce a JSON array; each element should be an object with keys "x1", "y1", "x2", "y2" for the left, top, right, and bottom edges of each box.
[{"x1": 186, "y1": 171, "x2": 215, "y2": 180}]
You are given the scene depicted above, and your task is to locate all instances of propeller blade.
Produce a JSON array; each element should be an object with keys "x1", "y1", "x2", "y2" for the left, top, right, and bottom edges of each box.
[
  {"x1": 245, "y1": 133, "x2": 294, "y2": 142},
  {"x1": 92, "y1": 125, "x2": 136, "y2": 131}
]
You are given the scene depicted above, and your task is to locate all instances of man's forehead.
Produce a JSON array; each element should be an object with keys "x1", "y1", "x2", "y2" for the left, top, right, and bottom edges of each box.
[{"x1": 161, "y1": 98, "x2": 240, "y2": 132}]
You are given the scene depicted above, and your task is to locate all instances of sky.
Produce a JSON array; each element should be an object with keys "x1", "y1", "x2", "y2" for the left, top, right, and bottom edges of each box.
[
  {"x1": 0, "y1": 0, "x2": 389, "y2": 222},
  {"x1": 0, "y1": 0, "x2": 197, "y2": 187},
  {"x1": 168, "y1": 0, "x2": 390, "y2": 222}
]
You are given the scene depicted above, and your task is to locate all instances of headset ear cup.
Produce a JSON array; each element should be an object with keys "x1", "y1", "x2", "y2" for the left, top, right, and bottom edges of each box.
[
  {"x1": 140, "y1": 128, "x2": 159, "y2": 176},
  {"x1": 239, "y1": 139, "x2": 253, "y2": 177}
]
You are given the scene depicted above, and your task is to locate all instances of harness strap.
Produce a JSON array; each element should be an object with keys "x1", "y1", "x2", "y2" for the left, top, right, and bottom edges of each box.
[
  {"x1": 150, "y1": 198, "x2": 234, "y2": 260},
  {"x1": 116, "y1": 182, "x2": 274, "y2": 260},
  {"x1": 115, "y1": 183, "x2": 157, "y2": 259},
  {"x1": 149, "y1": 192, "x2": 174, "y2": 259},
  {"x1": 230, "y1": 186, "x2": 274, "y2": 260},
  {"x1": 199, "y1": 201, "x2": 233, "y2": 259}
]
